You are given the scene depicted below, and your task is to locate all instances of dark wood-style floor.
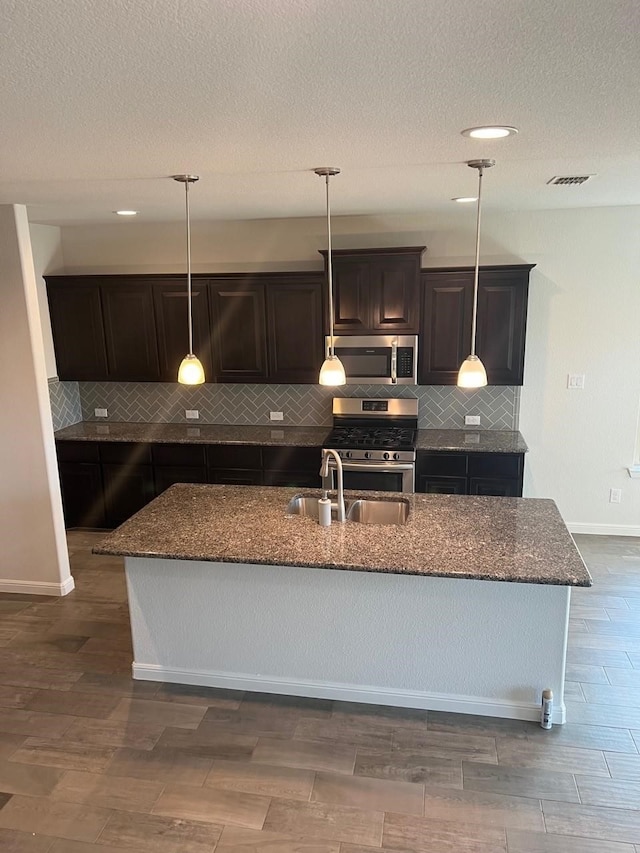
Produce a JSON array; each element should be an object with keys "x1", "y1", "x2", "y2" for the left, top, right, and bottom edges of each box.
[{"x1": 0, "y1": 532, "x2": 638, "y2": 852}]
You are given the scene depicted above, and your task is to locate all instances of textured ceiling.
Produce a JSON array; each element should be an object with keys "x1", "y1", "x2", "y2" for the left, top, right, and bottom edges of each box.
[{"x1": 1, "y1": 0, "x2": 639, "y2": 224}]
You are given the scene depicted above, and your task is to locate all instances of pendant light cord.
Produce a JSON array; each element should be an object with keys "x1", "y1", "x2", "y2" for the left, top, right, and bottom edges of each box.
[
  {"x1": 325, "y1": 174, "x2": 336, "y2": 359},
  {"x1": 184, "y1": 179, "x2": 194, "y2": 356},
  {"x1": 470, "y1": 164, "x2": 484, "y2": 358}
]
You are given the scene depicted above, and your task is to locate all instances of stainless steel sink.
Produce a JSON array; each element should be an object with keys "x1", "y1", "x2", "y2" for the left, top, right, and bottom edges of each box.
[
  {"x1": 286, "y1": 494, "x2": 410, "y2": 526},
  {"x1": 347, "y1": 497, "x2": 410, "y2": 526}
]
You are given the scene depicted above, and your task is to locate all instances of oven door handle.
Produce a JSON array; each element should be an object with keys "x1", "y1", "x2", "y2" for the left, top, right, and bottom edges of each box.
[{"x1": 327, "y1": 459, "x2": 415, "y2": 473}]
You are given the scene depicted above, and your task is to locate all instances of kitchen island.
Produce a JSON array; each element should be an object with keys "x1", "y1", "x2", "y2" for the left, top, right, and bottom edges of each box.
[{"x1": 95, "y1": 484, "x2": 590, "y2": 724}]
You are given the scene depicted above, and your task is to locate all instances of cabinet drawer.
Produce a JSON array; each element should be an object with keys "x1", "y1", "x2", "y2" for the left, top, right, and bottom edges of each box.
[
  {"x1": 417, "y1": 452, "x2": 467, "y2": 477},
  {"x1": 152, "y1": 443, "x2": 206, "y2": 467},
  {"x1": 56, "y1": 441, "x2": 100, "y2": 463},
  {"x1": 262, "y1": 446, "x2": 322, "y2": 472},
  {"x1": 263, "y1": 470, "x2": 322, "y2": 488},
  {"x1": 99, "y1": 442, "x2": 152, "y2": 465},
  {"x1": 206, "y1": 445, "x2": 262, "y2": 470},
  {"x1": 468, "y1": 453, "x2": 522, "y2": 479}
]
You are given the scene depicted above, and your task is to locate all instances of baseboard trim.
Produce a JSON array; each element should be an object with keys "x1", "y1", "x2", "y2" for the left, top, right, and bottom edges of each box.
[
  {"x1": 568, "y1": 523, "x2": 640, "y2": 537},
  {"x1": 132, "y1": 663, "x2": 566, "y2": 725},
  {"x1": 0, "y1": 576, "x2": 75, "y2": 597}
]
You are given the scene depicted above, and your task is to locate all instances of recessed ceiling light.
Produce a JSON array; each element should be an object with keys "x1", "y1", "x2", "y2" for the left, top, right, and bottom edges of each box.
[
  {"x1": 451, "y1": 196, "x2": 478, "y2": 203},
  {"x1": 461, "y1": 126, "x2": 518, "y2": 139},
  {"x1": 114, "y1": 210, "x2": 139, "y2": 216}
]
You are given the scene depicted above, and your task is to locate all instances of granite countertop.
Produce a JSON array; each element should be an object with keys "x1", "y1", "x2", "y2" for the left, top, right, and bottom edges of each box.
[
  {"x1": 55, "y1": 421, "x2": 528, "y2": 454},
  {"x1": 416, "y1": 429, "x2": 528, "y2": 454},
  {"x1": 94, "y1": 484, "x2": 590, "y2": 587},
  {"x1": 54, "y1": 421, "x2": 330, "y2": 447}
]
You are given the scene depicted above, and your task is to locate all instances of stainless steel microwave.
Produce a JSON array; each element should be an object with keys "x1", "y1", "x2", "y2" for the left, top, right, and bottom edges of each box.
[{"x1": 325, "y1": 335, "x2": 418, "y2": 385}]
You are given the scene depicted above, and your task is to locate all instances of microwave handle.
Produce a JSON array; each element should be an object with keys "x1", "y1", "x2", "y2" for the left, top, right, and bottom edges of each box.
[{"x1": 390, "y1": 339, "x2": 397, "y2": 384}]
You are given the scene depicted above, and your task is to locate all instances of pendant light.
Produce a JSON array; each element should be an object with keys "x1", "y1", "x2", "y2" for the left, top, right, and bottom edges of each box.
[
  {"x1": 315, "y1": 167, "x2": 346, "y2": 386},
  {"x1": 173, "y1": 174, "x2": 206, "y2": 385},
  {"x1": 457, "y1": 159, "x2": 495, "y2": 389}
]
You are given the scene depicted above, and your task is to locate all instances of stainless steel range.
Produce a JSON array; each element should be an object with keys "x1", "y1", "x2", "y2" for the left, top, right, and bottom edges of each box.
[{"x1": 322, "y1": 398, "x2": 418, "y2": 493}]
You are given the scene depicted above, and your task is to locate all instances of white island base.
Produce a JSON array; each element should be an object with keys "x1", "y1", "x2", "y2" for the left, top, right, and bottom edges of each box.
[{"x1": 125, "y1": 556, "x2": 570, "y2": 725}]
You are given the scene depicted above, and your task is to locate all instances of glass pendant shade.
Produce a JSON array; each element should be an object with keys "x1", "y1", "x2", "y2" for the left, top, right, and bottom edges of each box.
[
  {"x1": 457, "y1": 354, "x2": 487, "y2": 388},
  {"x1": 319, "y1": 354, "x2": 346, "y2": 386},
  {"x1": 177, "y1": 353, "x2": 206, "y2": 385}
]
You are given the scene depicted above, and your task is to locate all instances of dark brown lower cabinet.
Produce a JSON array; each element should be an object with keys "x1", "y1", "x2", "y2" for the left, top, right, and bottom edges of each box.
[
  {"x1": 418, "y1": 475, "x2": 467, "y2": 495},
  {"x1": 155, "y1": 466, "x2": 208, "y2": 494},
  {"x1": 417, "y1": 451, "x2": 524, "y2": 497},
  {"x1": 209, "y1": 469, "x2": 263, "y2": 486},
  {"x1": 58, "y1": 462, "x2": 106, "y2": 528},
  {"x1": 102, "y1": 464, "x2": 155, "y2": 527}
]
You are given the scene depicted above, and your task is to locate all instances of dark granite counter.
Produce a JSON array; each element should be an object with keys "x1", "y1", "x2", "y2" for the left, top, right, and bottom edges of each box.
[
  {"x1": 94, "y1": 484, "x2": 590, "y2": 587},
  {"x1": 54, "y1": 421, "x2": 329, "y2": 447},
  {"x1": 416, "y1": 429, "x2": 528, "y2": 454},
  {"x1": 55, "y1": 421, "x2": 527, "y2": 454}
]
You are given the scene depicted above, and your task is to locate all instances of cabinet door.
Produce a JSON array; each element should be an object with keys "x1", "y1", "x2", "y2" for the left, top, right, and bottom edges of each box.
[
  {"x1": 58, "y1": 462, "x2": 106, "y2": 528},
  {"x1": 469, "y1": 477, "x2": 521, "y2": 497},
  {"x1": 263, "y1": 470, "x2": 321, "y2": 488},
  {"x1": 153, "y1": 279, "x2": 212, "y2": 382},
  {"x1": 102, "y1": 464, "x2": 155, "y2": 527},
  {"x1": 370, "y1": 256, "x2": 420, "y2": 332},
  {"x1": 417, "y1": 475, "x2": 468, "y2": 495},
  {"x1": 331, "y1": 259, "x2": 371, "y2": 332},
  {"x1": 266, "y1": 278, "x2": 324, "y2": 383},
  {"x1": 210, "y1": 281, "x2": 267, "y2": 381},
  {"x1": 476, "y1": 268, "x2": 530, "y2": 385},
  {"x1": 46, "y1": 280, "x2": 109, "y2": 380},
  {"x1": 419, "y1": 271, "x2": 473, "y2": 384},
  {"x1": 155, "y1": 466, "x2": 208, "y2": 495},
  {"x1": 101, "y1": 282, "x2": 160, "y2": 380}
]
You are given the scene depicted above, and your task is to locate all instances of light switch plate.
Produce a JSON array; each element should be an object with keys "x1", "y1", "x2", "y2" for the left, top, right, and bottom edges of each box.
[
  {"x1": 567, "y1": 374, "x2": 585, "y2": 389},
  {"x1": 465, "y1": 415, "x2": 481, "y2": 426},
  {"x1": 94, "y1": 408, "x2": 108, "y2": 418},
  {"x1": 270, "y1": 411, "x2": 284, "y2": 421},
  {"x1": 185, "y1": 409, "x2": 199, "y2": 420}
]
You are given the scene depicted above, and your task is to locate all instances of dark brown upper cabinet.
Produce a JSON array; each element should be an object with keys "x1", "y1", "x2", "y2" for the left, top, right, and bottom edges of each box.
[
  {"x1": 47, "y1": 280, "x2": 109, "y2": 380},
  {"x1": 209, "y1": 279, "x2": 268, "y2": 382},
  {"x1": 101, "y1": 280, "x2": 161, "y2": 381},
  {"x1": 419, "y1": 264, "x2": 533, "y2": 386},
  {"x1": 152, "y1": 278, "x2": 212, "y2": 382},
  {"x1": 320, "y1": 247, "x2": 425, "y2": 333},
  {"x1": 266, "y1": 276, "x2": 324, "y2": 383}
]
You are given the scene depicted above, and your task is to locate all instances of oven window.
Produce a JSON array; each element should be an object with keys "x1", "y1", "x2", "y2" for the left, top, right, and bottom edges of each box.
[
  {"x1": 336, "y1": 350, "x2": 390, "y2": 378},
  {"x1": 343, "y1": 470, "x2": 405, "y2": 492}
]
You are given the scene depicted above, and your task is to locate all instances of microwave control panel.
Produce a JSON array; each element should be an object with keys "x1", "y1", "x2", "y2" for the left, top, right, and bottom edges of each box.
[{"x1": 397, "y1": 347, "x2": 414, "y2": 377}]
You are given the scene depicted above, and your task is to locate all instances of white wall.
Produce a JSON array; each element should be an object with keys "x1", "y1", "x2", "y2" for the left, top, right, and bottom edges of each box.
[
  {"x1": 56, "y1": 205, "x2": 640, "y2": 533},
  {"x1": 0, "y1": 206, "x2": 73, "y2": 594},
  {"x1": 29, "y1": 223, "x2": 64, "y2": 379}
]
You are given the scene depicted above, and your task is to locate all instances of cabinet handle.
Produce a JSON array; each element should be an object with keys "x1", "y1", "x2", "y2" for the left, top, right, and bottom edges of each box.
[{"x1": 391, "y1": 339, "x2": 397, "y2": 384}]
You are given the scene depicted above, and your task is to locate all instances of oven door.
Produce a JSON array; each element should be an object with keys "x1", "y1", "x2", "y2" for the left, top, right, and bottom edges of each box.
[{"x1": 323, "y1": 459, "x2": 415, "y2": 494}]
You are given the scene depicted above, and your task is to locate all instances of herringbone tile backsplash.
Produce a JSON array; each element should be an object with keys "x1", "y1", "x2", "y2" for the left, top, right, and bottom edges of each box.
[
  {"x1": 49, "y1": 378, "x2": 82, "y2": 431},
  {"x1": 78, "y1": 382, "x2": 519, "y2": 430}
]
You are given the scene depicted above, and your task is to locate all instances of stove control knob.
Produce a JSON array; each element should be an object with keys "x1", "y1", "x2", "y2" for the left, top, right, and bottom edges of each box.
[
  {"x1": 345, "y1": 451, "x2": 352, "y2": 459},
  {"x1": 383, "y1": 452, "x2": 390, "y2": 460},
  {"x1": 364, "y1": 451, "x2": 371, "y2": 460},
  {"x1": 393, "y1": 452, "x2": 400, "y2": 461}
]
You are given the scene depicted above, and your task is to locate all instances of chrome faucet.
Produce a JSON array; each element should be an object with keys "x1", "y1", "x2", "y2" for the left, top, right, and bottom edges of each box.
[{"x1": 319, "y1": 449, "x2": 346, "y2": 522}]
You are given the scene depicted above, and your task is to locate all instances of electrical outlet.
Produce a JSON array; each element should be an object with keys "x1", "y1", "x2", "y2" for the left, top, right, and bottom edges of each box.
[
  {"x1": 567, "y1": 374, "x2": 585, "y2": 389},
  {"x1": 94, "y1": 408, "x2": 108, "y2": 418},
  {"x1": 270, "y1": 411, "x2": 284, "y2": 421},
  {"x1": 465, "y1": 415, "x2": 481, "y2": 426},
  {"x1": 610, "y1": 488, "x2": 622, "y2": 503},
  {"x1": 185, "y1": 409, "x2": 199, "y2": 420}
]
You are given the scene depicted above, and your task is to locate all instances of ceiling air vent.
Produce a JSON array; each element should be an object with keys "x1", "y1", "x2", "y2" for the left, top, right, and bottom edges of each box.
[{"x1": 547, "y1": 175, "x2": 594, "y2": 186}]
